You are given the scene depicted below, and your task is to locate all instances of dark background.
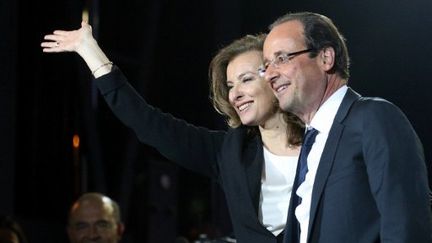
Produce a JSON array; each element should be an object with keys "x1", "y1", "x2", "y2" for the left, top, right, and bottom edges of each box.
[{"x1": 1, "y1": 0, "x2": 431, "y2": 242}]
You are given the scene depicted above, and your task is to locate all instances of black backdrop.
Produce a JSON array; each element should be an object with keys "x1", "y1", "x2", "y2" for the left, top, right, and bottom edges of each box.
[{"x1": 1, "y1": 0, "x2": 431, "y2": 242}]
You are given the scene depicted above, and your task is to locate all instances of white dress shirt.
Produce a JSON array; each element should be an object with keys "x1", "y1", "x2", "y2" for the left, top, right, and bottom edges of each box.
[
  {"x1": 296, "y1": 85, "x2": 348, "y2": 243},
  {"x1": 260, "y1": 146, "x2": 298, "y2": 235}
]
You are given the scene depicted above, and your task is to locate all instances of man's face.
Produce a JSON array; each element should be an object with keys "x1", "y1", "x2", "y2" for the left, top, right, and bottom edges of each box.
[
  {"x1": 67, "y1": 200, "x2": 123, "y2": 243},
  {"x1": 263, "y1": 20, "x2": 328, "y2": 119}
]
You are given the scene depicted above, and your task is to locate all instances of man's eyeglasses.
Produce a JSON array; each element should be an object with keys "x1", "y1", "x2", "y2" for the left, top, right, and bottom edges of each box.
[{"x1": 258, "y1": 49, "x2": 314, "y2": 77}]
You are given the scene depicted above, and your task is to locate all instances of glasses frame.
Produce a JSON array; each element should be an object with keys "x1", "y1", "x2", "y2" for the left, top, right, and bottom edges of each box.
[{"x1": 258, "y1": 48, "x2": 314, "y2": 77}]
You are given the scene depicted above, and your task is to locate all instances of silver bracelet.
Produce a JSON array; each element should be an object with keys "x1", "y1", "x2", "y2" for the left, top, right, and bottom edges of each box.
[{"x1": 91, "y1": 61, "x2": 113, "y2": 75}]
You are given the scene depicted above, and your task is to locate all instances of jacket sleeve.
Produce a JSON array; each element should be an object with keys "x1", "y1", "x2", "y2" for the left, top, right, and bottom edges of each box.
[
  {"x1": 361, "y1": 98, "x2": 432, "y2": 242},
  {"x1": 95, "y1": 66, "x2": 226, "y2": 179}
]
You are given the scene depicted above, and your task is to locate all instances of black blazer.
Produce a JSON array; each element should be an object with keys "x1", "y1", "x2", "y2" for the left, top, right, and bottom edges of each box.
[
  {"x1": 285, "y1": 88, "x2": 432, "y2": 243},
  {"x1": 96, "y1": 67, "x2": 284, "y2": 243}
]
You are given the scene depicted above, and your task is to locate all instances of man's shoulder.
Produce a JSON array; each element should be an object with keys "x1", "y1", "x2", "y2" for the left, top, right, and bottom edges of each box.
[
  {"x1": 336, "y1": 88, "x2": 402, "y2": 122},
  {"x1": 344, "y1": 93, "x2": 412, "y2": 130},
  {"x1": 339, "y1": 89, "x2": 409, "y2": 126},
  {"x1": 354, "y1": 96, "x2": 403, "y2": 115}
]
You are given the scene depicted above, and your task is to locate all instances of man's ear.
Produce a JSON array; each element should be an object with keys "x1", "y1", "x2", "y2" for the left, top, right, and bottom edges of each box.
[
  {"x1": 117, "y1": 223, "x2": 125, "y2": 237},
  {"x1": 320, "y1": 47, "x2": 335, "y2": 71}
]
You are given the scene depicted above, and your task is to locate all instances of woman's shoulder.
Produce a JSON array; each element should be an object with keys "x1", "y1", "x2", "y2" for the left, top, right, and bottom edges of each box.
[{"x1": 222, "y1": 125, "x2": 260, "y2": 146}]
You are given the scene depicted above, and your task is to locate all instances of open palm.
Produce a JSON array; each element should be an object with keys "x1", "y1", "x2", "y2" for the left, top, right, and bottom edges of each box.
[{"x1": 41, "y1": 21, "x2": 94, "y2": 53}]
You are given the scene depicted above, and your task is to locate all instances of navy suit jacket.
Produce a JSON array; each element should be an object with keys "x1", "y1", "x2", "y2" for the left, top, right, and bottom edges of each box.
[
  {"x1": 96, "y1": 67, "x2": 286, "y2": 243},
  {"x1": 284, "y1": 88, "x2": 432, "y2": 243}
]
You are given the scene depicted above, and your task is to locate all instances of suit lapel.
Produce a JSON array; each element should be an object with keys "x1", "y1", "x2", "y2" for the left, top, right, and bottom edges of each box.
[
  {"x1": 307, "y1": 88, "x2": 361, "y2": 240},
  {"x1": 307, "y1": 122, "x2": 344, "y2": 240}
]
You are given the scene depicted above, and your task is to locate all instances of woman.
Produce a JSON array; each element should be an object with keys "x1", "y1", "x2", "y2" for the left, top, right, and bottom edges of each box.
[{"x1": 41, "y1": 22, "x2": 304, "y2": 242}]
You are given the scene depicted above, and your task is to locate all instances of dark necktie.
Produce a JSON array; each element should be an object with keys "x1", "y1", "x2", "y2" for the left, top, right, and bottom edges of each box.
[{"x1": 283, "y1": 127, "x2": 318, "y2": 243}]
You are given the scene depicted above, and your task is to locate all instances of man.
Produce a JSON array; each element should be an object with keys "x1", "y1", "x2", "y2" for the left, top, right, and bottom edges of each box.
[
  {"x1": 67, "y1": 193, "x2": 125, "y2": 243},
  {"x1": 262, "y1": 12, "x2": 432, "y2": 243}
]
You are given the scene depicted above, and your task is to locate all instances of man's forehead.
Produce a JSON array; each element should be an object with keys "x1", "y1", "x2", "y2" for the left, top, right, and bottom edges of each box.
[
  {"x1": 70, "y1": 203, "x2": 114, "y2": 222},
  {"x1": 271, "y1": 19, "x2": 304, "y2": 35},
  {"x1": 70, "y1": 218, "x2": 112, "y2": 225},
  {"x1": 69, "y1": 213, "x2": 115, "y2": 225},
  {"x1": 264, "y1": 22, "x2": 306, "y2": 57}
]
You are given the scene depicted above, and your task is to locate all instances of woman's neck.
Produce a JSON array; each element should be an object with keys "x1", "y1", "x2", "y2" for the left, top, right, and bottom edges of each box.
[{"x1": 259, "y1": 113, "x2": 300, "y2": 156}]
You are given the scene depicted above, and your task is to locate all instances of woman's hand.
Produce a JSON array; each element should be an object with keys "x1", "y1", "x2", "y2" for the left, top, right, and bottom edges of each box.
[
  {"x1": 41, "y1": 21, "x2": 94, "y2": 54},
  {"x1": 41, "y1": 21, "x2": 112, "y2": 78}
]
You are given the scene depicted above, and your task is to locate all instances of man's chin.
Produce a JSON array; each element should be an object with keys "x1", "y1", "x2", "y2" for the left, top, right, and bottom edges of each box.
[{"x1": 278, "y1": 99, "x2": 292, "y2": 112}]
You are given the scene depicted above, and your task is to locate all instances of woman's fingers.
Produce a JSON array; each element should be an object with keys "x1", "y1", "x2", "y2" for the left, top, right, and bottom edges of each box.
[
  {"x1": 41, "y1": 43, "x2": 61, "y2": 52},
  {"x1": 41, "y1": 34, "x2": 71, "y2": 52},
  {"x1": 41, "y1": 24, "x2": 92, "y2": 53},
  {"x1": 53, "y1": 30, "x2": 70, "y2": 36},
  {"x1": 43, "y1": 34, "x2": 65, "y2": 42},
  {"x1": 41, "y1": 39, "x2": 63, "y2": 51},
  {"x1": 40, "y1": 42, "x2": 56, "y2": 48}
]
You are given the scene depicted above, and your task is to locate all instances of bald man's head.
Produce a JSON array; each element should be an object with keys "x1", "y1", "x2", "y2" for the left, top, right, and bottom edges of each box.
[{"x1": 67, "y1": 193, "x2": 124, "y2": 243}]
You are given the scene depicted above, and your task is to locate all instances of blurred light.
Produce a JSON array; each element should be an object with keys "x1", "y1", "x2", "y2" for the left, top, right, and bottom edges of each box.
[
  {"x1": 160, "y1": 174, "x2": 171, "y2": 190},
  {"x1": 82, "y1": 9, "x2": 89, "y2": 23},
  {"x1": 73, "y1": 134, "x2": 80, "y2": 149}
]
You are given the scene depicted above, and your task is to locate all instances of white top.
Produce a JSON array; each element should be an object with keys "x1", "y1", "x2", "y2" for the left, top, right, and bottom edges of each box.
[
  {"x1": 260, "y1": 146, "x2": 298, "y2": 235},
  {"x1": 296, "y1": 85, "x2": 348, "y2": 243}
]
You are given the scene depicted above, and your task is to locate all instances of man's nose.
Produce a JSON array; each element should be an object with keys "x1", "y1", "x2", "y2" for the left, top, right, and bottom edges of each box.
[
  {"x1": 263, "y1": 65, "x2": 280, "y2": 85},
  {"x1": 88, "y1": 225, "x2": 101, "y2": 240}
]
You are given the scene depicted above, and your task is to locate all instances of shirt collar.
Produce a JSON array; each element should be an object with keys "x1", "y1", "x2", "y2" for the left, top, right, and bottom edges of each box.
[{"x1": 309, "y1": 85, "x2": 348, "y2": 134}]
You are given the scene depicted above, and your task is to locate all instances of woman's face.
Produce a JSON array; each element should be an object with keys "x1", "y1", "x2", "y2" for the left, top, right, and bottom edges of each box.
[{"x1": 226, "y1": 50, "x2": 277, "y2": 126}]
